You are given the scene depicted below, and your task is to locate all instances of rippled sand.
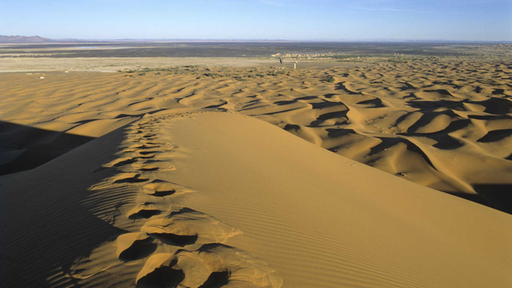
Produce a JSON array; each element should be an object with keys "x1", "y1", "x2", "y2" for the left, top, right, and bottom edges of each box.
[{"x1": 1, "y1": 60, "x2": 511, "y2": 287}]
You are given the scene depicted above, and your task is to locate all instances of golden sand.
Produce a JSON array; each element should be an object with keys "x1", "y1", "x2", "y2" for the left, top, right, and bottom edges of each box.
[{"x1": 1, "y1": 60, "x2": 511, "y2": 287}]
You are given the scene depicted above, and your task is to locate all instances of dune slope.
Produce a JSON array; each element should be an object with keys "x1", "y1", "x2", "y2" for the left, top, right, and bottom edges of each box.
[{"x1": 1, "y1": 112, "x2": 511, "y2": 287}]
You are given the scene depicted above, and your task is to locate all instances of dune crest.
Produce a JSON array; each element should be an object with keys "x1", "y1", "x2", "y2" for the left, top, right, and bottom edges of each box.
[
  {"x1": 64, "y1": 114, "x2": 281, "y2": 288},
  {"x1": 1, "y1": 111, "x2": 511, "y2": 287}
]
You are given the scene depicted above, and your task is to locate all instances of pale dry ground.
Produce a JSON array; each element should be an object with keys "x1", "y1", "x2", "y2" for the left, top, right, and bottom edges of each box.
[
  {"x1": 0, "y1": 57, "x2": 359, "y2": 73},
  {"x1": 0, "y1": 57, "x2": 275, "y2": 72},
  {"x1": 1, "y1": 60, "x2": 512, "y2": 287}
]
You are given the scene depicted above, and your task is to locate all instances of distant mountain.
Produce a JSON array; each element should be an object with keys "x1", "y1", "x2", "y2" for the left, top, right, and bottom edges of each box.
[{"x1": 0, "y1": 35, "x2": 52, "y2": 43}]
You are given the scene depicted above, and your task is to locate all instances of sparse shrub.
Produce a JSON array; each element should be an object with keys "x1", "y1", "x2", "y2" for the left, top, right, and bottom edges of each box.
[{"x1": 324, "y1": 75, "x2": 335, "y2": 82}]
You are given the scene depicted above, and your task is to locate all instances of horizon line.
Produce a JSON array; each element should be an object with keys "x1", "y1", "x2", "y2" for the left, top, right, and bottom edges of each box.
[{"x1": 2, "y1": 35, "x2": 511, "y2": 44}]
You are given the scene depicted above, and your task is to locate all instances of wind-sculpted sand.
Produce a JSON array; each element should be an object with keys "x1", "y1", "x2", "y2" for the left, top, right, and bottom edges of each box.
[{"x1": 1, "y1": 60, "x2": 511, "y2": 287}]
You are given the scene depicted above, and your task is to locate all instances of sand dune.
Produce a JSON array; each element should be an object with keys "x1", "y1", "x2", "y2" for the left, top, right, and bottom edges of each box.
[
  {"x1": 1, "y1": 112, "x2": 511, "y2": 288},
  {"x1": 1, "y1": 61, "x2": 511, "y2": 210},
  {"x1": 1, "y1": 60, "x2": 512, "y2": 287}
]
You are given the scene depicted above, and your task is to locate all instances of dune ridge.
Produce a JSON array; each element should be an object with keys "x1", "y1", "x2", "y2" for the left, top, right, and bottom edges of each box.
[{"x1": 2, "y1": 111, "x2": 512, "y2": 287}]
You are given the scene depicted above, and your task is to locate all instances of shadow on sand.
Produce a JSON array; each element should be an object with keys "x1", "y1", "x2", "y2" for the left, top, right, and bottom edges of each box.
[
  {"x1": 0, "y1": 121, "x2": 95, "y2": 176},
  {"x1": 0, "y1": 120, "x2": 131, "y2": 287}
]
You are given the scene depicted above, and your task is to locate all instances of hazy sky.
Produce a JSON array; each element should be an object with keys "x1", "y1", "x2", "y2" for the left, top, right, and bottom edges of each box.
[{"x1": 1, "y1": 0, "x2": 511, "y2": 41}]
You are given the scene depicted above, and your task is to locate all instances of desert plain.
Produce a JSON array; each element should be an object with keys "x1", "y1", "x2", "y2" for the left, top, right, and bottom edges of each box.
[{"x1": 0, "y1": 42, "x2": 511, "y2": 287}]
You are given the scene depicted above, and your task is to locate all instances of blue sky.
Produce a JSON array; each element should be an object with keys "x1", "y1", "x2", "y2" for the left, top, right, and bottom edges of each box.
[{"x1": 0, "y1": 0, "x2": 510, "y2": 41}]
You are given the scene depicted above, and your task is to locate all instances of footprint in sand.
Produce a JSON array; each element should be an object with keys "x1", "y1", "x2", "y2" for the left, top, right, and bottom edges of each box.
[
  {"x1": 116, "y1": 232, "x2": 158, "y2": 261},
  {"x1": 128, "y1": 203, "x2": 162, "y2": 219},
  {"x1": 140, "y1": 207, "x2": 241, "y2": 246},
  {"x1": 135, "y1": 153, "x2": 156, "y2": 159},
  {"x1": 142, "y1": 182, "x2": 177, "y2": 197},
  {"x1": 133, "y1": 162, "x2": 176, "y2": 172},
  {"x1": 78, "y1": 116, "x2": 281, "y2": 288},
  {"x1": 112, "y1": 173, "x2": 150, "y2": 184},
  {"x1": 137, "y1": 165, "x2": 160, "y2": 172},
  {"x1": 136, "y1": 244, "x2": 282, "y2": 288},
  {"x1": 130, "y1": 144, "x2": 161, "y2": 150},
  {"x1": 138, "y1": 150, "x2": 162, "y2": 155},
  {"x1": 104, "y1": 157, "x2": 138, "y2": 168}
]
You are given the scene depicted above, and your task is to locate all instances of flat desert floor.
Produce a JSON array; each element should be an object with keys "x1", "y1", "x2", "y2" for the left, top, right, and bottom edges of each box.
[{"x1": 1, "y1": 58, "x2": 511, "y2": 287}]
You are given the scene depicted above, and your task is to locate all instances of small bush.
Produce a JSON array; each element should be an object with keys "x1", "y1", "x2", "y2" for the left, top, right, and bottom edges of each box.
[{"x1": 324, "y1": 75, "x2": 335, "y2": 83}]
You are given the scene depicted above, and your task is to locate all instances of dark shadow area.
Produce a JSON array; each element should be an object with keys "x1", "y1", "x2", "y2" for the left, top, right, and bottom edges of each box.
[
  {"x1": 137, "y1": 263, "x2": 184, "y2": 288},
  {"x1": 113, "y1": 158, "x2": 138, "y2": 167},
  {"x1": 274, "y1": 100, "x2": 297, "y2": 106},
  {"x1": 326, "y1": 128, "x2": 356, "y2": 138},
  {"x1": 335, "y1": 82, "x2": 361, "y2": 94},
  {"x1": 356, "y1": 98, "x2": 385, "y2": 108},
  {"x1": 119, "y1": 238, "x2": 157, "y2": 261},
  {"x1": 407, "y1": 99, "x2": 466, "y2": 111},
  {"x1": 148, "y1": 233, "x2": 198, "y2": 247},
  {"x1": 0, "y1": 121, "x2": 133, "y2": 287},
  {"x1": 478, "y1": 98, "x2": 512, "y2": 115},
  {"x1": 423, "y1": 89, "x2": 454, "y2": 97},
  {"x1": 473, "y1": 184, "x2": 512, "y2": 214},
  {"x1": 0, "y1": 121, "x2": 95, "y2": 176},
  {"x1": 283, "y1": 124, "x2": 301, "y2": 132},
  {"x1": 204, "y1": 100, "x2": 228, "y2": 110},
  {"x1": 405, "y1": 110, "x2": 460, "y2": 133},
  {"x1": 139, "y1": 166, "x2": 160, "y2": 172},
  {"x1": 397, "y1": 118, "x2": 469, "y2": 150},
  {"x1": 113, "y1": 174, "x2": 149, "y2": 184},
  {"x1": 368, "y1": 137, "x2": 437, "y2": 169},
  {"x1": 310, "y1": 110, "x2": 348, "y2": 126},
  {"x1": 449, "y1": 192, "x2": 491, "y2": 207},
  {"x1": 198, "y1": 271, "x2": 231, "y2": 288},
  {"x1": 152, "y1": 190, "x2": 176, "y2": 197},
  {"x1": 311, "y1": 100, "x2": 345, "y2": 110},
  {"x1": 296, "y1": 96, "x2": 318, "y2": 101},
  {"x1": 476, "y1": 129, "x2": 512, "y2": 143},
  {"x1": 129, "y1": 209, "x2": 162, "y2": 219}
]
